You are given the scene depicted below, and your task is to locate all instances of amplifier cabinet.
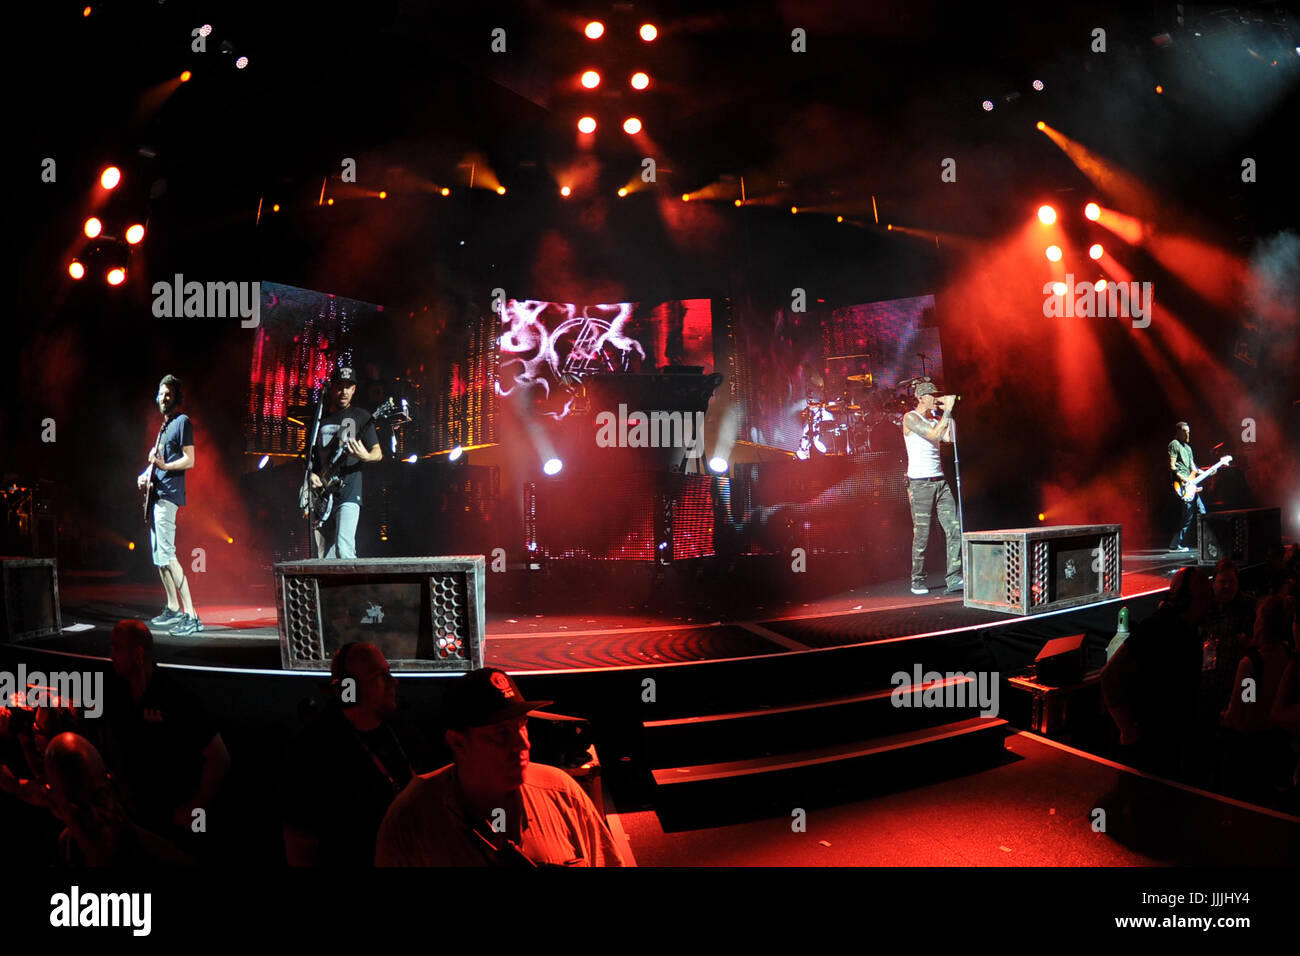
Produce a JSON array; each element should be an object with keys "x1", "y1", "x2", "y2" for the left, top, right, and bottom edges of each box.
[
  {"x1": 275, "y1": 556, "x2": 485, "y2": 672},
  {"x1": 963, "y1": 525, "x2": 1121, "y2": 616},
  {"x1": 1197, "y1": 508, "x2": 1281, "y2": 568},
  {"x1": 1, "y1": 557, "x2": 63, "y2": 643}
]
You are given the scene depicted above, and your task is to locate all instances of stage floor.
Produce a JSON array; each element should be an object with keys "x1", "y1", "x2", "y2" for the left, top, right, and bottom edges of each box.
[{"x1": 34, "y1": 550, "x2": 1193, "y2": 673}]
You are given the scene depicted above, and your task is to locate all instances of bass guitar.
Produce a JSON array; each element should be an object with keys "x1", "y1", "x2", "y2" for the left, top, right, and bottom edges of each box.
[{"x1": 1173, "y1": 455, "x2": 1232, "y2": 502}]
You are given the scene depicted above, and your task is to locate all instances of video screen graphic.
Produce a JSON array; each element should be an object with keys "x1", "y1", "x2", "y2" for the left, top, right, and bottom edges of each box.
[{"x1": 496, "y1": 298, "x2": 714, "y2": 418}]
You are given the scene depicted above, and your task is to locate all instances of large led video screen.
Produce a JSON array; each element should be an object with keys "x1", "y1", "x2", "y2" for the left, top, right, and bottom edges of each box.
[
  {"x1": 736, "y1": 294, "x2": 942, "y2": 453},
  {"x1": 495, "y1": 298, "x2": 714, "y2": 418}
]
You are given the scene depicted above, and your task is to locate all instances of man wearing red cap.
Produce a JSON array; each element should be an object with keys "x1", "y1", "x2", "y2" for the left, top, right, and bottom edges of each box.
[{"x1": 375, "y1": 668, "x2": 628, "y2": 866}]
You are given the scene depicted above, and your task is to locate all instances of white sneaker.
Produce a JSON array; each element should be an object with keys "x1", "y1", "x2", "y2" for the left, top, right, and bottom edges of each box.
[{"x1": 910, "y1": 586, "x2": 929, "y2": 596}]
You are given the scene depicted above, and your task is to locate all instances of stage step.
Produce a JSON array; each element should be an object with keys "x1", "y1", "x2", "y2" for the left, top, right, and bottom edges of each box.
[
  {"x1": 642, "y1": 675, "x2": 990, "y2": 768},
  {"x1": 651, "y1": 715, "x2": 1008, "y2": 788}
]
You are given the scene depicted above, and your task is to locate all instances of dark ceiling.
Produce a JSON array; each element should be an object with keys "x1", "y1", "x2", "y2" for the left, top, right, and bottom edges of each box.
[{"x1": 15, "y1": 0, "x2": 1300, "y2": 313}]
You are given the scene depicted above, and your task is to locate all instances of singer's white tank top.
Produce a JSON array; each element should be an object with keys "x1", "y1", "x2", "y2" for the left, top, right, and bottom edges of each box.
[{"x1": 904, "y1": 413, "x2": 943, "y2": 479}]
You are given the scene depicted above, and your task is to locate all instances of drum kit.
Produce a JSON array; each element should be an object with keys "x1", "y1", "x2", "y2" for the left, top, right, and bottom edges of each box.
[{"x1": 794, "y1": 361, "x2": 923, "y2": 461}]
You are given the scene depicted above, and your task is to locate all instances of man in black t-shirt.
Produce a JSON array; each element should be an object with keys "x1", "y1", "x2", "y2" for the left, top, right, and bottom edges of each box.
[
  {"x1": 304, "y1": 366, "x2": 382, "y2": 559},
  {"x1": 136, "y1": 375, "x2": 202, "y2": 636},
  {"x1": 282, "y1": 642, "x2": 425, "y2": 865},
  {"x1": 103, "y1": 620, "x2": 231, "y2": 843}
]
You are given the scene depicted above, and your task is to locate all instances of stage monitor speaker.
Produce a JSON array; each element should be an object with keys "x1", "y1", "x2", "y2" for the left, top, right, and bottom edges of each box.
[
  {"x1": 1197, "y1": 507, "x2": 1281, "y2": 568},
  {"x1": 1034, "y1": 633, "x2": 1086, "y2": 686},
  {"x1": 1, "y1": 558, "x2": 63, "y2": 643},
  {"x1": 275, "y1": 556, "x2": 485, "y2": 672},
  {"x1": 963, "y1": 525, "x2": 1121, "y2": 616}
]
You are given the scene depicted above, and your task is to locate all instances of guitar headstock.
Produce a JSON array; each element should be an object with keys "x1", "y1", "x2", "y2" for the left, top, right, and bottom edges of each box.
[
  {"x1": 1220, "y1": 455, "x2": 1233, "y2": 465},
  {"x1": 372, "y1": 397, "x2": 411, "y2": 427}
]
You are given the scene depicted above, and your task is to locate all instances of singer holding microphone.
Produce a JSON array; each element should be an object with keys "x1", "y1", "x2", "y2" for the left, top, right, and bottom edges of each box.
[{"x1": 902, "y1": 381, "x2": 964, "y2": 596}]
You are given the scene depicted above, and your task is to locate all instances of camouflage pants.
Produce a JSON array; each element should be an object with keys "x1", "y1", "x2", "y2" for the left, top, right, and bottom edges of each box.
[{"x1": 907, "y1": 478, "x2": 962, "y2": 588}]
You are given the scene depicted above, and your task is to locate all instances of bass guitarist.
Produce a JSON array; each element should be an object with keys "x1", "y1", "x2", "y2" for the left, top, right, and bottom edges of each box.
[
  {"x1": 305, "y1": 366, "x2": 382, "y2": 559},
  {"x1": 136, "y1": 374, "x2": 202, "y2": 636}
]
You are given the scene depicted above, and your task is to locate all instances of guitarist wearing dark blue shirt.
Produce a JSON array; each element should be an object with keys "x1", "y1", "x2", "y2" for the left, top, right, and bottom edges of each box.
[{"x1": 136, "y1": 375, "x2": 202, "y2": 636}]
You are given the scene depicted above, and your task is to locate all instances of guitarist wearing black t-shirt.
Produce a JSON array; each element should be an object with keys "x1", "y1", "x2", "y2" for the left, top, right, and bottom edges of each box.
[{"x1": 303, "y1": 366, "x2": 382, "y2": 559}]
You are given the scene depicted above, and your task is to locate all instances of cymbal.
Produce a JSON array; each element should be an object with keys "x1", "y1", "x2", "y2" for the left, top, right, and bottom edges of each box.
[{"x1": 846, "y1": 373, "x2": 872, "y2": 382}]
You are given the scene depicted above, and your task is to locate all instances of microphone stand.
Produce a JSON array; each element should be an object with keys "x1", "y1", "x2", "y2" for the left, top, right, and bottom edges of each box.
[
  {"x1": 948, "y1": 414, "x2": 964, "y2": 536},
  {"x1": 302, "y1": 384, "x2": 326, "y2": 559}
]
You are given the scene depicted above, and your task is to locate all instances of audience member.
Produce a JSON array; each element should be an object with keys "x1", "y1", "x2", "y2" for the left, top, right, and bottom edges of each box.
[
  {"x1": 103, "y1": 619, "x2": 231, "y2": 840},
  {"x1": 1103, "y1": 566, "x2": 1212, "y2": 778},
  {"x1": 1220, "y1": 595, "x2": 1293, "y2": 797},
  {"x1": 375, "y1": 668, "x2": 628, "y2": 867},
  {"x1": 282, "y1": 642, "x2": 425, "y2": 865},
  {"x1": 1203, "y1": 559, "x2": 1256, "y2": 727},
  {"x1": 44, "y1": 732, "x2": 191, "y2": 866}
]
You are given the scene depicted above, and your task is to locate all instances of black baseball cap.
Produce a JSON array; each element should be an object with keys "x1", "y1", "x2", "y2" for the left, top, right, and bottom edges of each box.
[
  {"x1": 442, "y1": 668, "x2": 553, "y2": 730},
  {"x1": 331, "y1": 366, "x2": 358, "y2": 386}
]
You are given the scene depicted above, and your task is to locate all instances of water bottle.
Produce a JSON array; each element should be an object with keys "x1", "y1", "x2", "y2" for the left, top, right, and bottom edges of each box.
[
  {"x1": 1201, "y1": 634, "x2": 1218, "y2": 672},
  {"x1": 1105, "y1": 605, "x2": 1130, "y2": 662}
]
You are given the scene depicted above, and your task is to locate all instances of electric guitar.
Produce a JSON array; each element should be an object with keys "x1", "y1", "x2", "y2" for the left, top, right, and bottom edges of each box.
[
  {"x1": 302, "y1": 397, "x2": 407, "y2": 528},
  {"x1": 141, "y1": 421, "x2": 167, "y2": 527},
  {"x1": 1173, "y1": 455, "x2": 1232, "y2": 502}
]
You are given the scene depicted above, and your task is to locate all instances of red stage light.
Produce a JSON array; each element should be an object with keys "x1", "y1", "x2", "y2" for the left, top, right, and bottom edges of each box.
[
  {"x1": 618, "y1": 188, "x2": 628, "y2": 197},
  {"x1": 100, "y1": 166, "x2": 121, "y2": 189},
  {"x1": 440, "y1": 187, "x2": 450, "y2": 196},
  {"x1": 496, "y1": 186, "x2": 506, "y2": 195},
  {"x1": 1038, "y1": 513, "x2": 1046, "y2": 521},
  {"x1": 1089, "y1": 243, "x2": 1103, "y2": 260},
  {"x1": 1037, "y1": 204, "x2": 1056, "y2": 225},
  {"x1": 1045, "y1": 245, "x2": 1062, "y2": 262},
  {"x1": 623, "y1": 117, "x2": 642, "y2": 134},
  {"x1": 83, "y1": 217, "x2": 102, "y2": 238},
  {"x1": 681, "y1": 193, "x2": 690, "y2": 202},
  {"x1": 106, "y1": 267, "x2": 126, "y2": 286},
  {"x1": 378, "y1": 190, "x2": 387, "y2": 199},
  {"x1": 630, "y1": 72, "x2": 649, "y2": 90},
  {"x1": 791, "y1": 206, "x2": 798, "y2": 214},
  {"x1": 1084, "y1": 202, "x2": 1101, "y2": 221},
  {"x1": 83, "y1": 6, "x2": 91, "y2": 17},
  {"x1": 584, "y1": 21, "x2": 604, "y2": 39},
  {"x1": 581, "y1": 70, "x2": 600, "y2": 89},
  {"x1": 560, "y1": 186, "x2": 571, "y2": 197},
  {"x1": 577, "y1": 116, "x2": 596, "y2": 133},
  {"x1": 272, "y1": 203, "x2": 280, "y2": 212},
  {"x1": 125, "y1": 223, "x2": 145, "y2": 244},
  {"x1": 326, "y1": 197, "x2": 334, "y2": 205},
  {"x1": 734, "y1": 199, "x2": 742, "y2": 207},
  {"x1": 68, "y1": 260, "x2": 85, "y2": 280},
  {"x1": 180, "y1": 70, "x2": 192, "y2": 82},
  {"x1": 1155, "y1": 84, "x2": 1163, "y2": 94},
  {"x1": 1051, "y1": 281, "x2": 1067, "y2": 296},
  {"x1": 639, "y1": 24, "x2": 657, "y2": 42},
  {"x1": 1095, "y1": 279, "x2": 1107, "y2": 291}
]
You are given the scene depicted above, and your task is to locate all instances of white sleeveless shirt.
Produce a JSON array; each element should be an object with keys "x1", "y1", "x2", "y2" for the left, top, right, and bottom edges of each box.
[{"x1": 904, "y1": 413, "x2": 943, "y2": 479}]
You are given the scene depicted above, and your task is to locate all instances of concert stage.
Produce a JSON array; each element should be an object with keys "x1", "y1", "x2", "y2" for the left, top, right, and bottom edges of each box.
[{"x1": 35, "y1": 548, "x2": 1190, "y2": 673}]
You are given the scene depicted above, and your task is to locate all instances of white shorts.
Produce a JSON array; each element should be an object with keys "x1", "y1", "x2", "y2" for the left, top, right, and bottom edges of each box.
[{"x1": 150, "y1": 499, "x2": 179, "y2": 567}]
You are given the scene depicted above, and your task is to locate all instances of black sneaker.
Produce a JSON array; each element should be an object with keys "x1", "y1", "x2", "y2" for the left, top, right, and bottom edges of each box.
[
  {"x1": 170, "y1": 614, "x2": 203, "y2": 637},
  {"x1": 151, "y1": 608, "x2": 184, "y2": 627}
]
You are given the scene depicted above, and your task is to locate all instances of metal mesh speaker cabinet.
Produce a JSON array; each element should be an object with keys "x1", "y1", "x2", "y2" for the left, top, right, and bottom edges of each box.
[
  {"x1": 963, "y1": 525, "x2": 1121, "y2": 616},
  {"x1": 1, "y1": 557, "x2": 63, "y2": 643},
  {"x1": 1197, "y1": 507, "x2": 1281, "y2": 568},
  {"x1": 275, "y1": 556, "x2": 485, "y2": 672}
]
